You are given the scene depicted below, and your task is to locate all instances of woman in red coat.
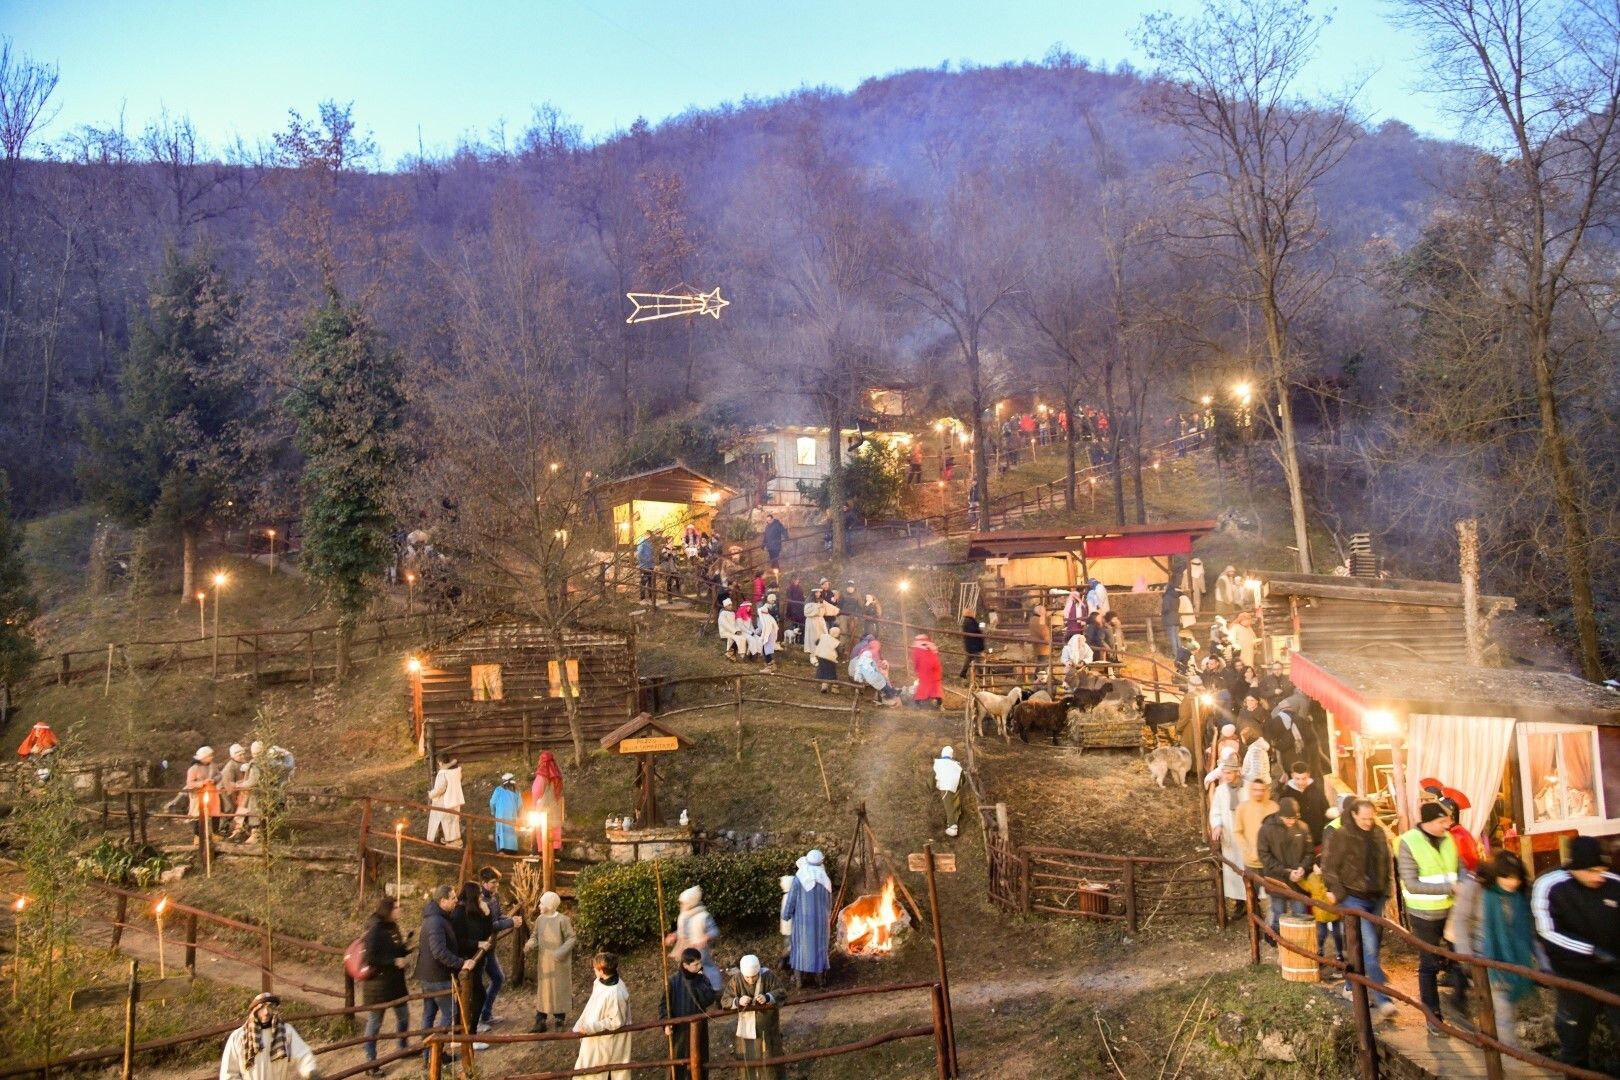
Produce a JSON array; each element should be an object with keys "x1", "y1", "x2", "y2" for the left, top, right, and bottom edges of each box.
[{"x1": 911, "y1": 634, "x2": 944, "y2": 709}]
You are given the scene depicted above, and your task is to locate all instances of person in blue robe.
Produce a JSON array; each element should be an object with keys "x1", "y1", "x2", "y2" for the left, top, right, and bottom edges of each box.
[
  {"x1": 490, "y1": 774, "x2": 521, "y2": 853},
  {"x1": 780, "y1": 849, "x2": 832, "y2": 988}
]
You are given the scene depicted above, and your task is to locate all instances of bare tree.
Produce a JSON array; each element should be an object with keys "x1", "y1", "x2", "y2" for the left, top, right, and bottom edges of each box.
[
  {"x1": 1391, "y1": 0, "x2": 1619, "y2": 678},
  {"x1": 0, "y1": 38, "x2": 60, "y2": 377},
  {"x1": 139, "y1": 109, "x2": 255, "y2": 248},
  {"x1": 1138, "y1": 0, "x2": 1362, "y2": 571},
  {"x1": 894, "y1": 173, "x2": 1025, "y2": 530}
]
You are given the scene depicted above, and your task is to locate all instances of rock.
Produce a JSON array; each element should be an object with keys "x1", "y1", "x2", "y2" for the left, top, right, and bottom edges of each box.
[
  {"x1": 72, "y1": 772, "x2": 99, "y2": 794},
  {"x1": 1256, "y1": 1032, "x2": 1296, "y2": 1062},
  {"x1": 386, "y1": 881, "x2": 417, "y2": 899},
  {"x1": 159, "y1": 865, "x2": 190, "y2": 884},
  {"x1": 1214, "y1": 1012, "x2": 1246, "y2": 1047}
]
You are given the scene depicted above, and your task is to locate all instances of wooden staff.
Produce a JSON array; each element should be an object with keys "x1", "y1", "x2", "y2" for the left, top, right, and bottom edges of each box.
[
  {"x1": 652, "y1": 860, "x2": 678, "y2": 1080},
  {"x1": 812, "y1": 739, "x2": 833, "y2": 803}
]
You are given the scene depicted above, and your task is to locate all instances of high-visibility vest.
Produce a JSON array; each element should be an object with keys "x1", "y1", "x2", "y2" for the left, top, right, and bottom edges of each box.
[{"x1": 1398, "y1": 828, "x2": 1459, "y2": 914}]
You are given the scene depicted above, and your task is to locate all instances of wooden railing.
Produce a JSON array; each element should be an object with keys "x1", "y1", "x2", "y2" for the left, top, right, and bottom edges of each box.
[
  {"x1": 981, "y1": 841, "x2": 1224, "y2": 933},
  {"x1": 1226, "y1": 858, "x2": 1620, "y2": 1080}
]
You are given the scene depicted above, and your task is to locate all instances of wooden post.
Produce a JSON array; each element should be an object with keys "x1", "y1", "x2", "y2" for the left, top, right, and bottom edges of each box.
[
  {"x1": 733, "y1": 677, "x2": 744, "y2": 761},
  {"x1": 137, "y1": 791, "x2": 148, "y2": 847},
  {"x1": 1123, "y1": 858, "x2": 1139, "y2": 934},
  {"x1": 104, "y1": 642, "x2": 115, "y2": 697},
  {"x1": 1145, "y1": 617, "x2": 1155, "y2": 654},
  {"x1": 931, "y1": 983, "x2": 950, "y2": 1080},
  {"x1": 112, "y1": 892, "x2": 128, "y2": 950},
  {"x1": 306, "y1": 630, "x2": 315, "y2": 684},
  {"x1": 355, "y1": 797, "x2": 374, "y2": 910},
  {"x1": 343, "y1": 972, "x2": 356, "y2": 1031},
  {"x1": 261, "y1": 931, "x2": 273, "y2": 992},
  {"x1": 522, "y1": 711, "x2": 532, "y2": 764},
  {"x1": 458, "y1": 819, "x2": 474, "y2": 884},
  {"x1": 184, "y1": 912, "x2": 198, "y2": 972},
  {"x1": 1243, "y1": 875, "x2": 1260, "y2": 965},
  {"x1": 1473, "y1": 960, "x2": 1504, "y2": 1080},
  {"x1": 125, "y1": 792, "x2": 135, "y2": 845},
  {"x1": 58, "y1": 651, "x2": 69, "y2": 686},
  {"x1": 428, "y1": 1039, "x2": 443, "y2": 1080},
  {"x1": 922, "y1": 842, "x2": 958, "y2": 1077},
  {"x1": 812, "y1": 739, "x2": 833, "y2": 803},
  {"x1": 1342, "y1": 908, "x2": 1381, "y2": 1080},
  {"x1": 688, "y1": 1016, "x2": 704, "y2": 1080},
  {"x1": 121, "y1": 959, "x2": 139, "y2": 1080},
  {"x1": 1212, "y1": 860, "x2": 1228, "y2": 929}
]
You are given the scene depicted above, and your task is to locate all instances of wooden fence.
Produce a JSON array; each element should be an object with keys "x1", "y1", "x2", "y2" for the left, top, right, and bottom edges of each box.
[
  {"x1": 983, "y1": 840, "x2": 1224, "y2": 933},
  {"x1": 1227, "y1": 858, "x2": 1620, "y2": 1080}
]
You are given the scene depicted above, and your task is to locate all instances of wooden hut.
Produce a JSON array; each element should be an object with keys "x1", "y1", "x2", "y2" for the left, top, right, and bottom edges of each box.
[
  {"x1": 409, "y1": 618, "x2": 637, "y2": 767},
  {"x1": 590, "y1": 464, "x2": 737, "y2": 546},
  {"x1": 724, "y1": 425, "x2": 914, "y2": 507},
  {"x1": 1288, "y1": 652, "x2": 1620, "y2": 865},
  {"x1": 1258, "y1": 572, "x2": 1516, "y2": 665}
]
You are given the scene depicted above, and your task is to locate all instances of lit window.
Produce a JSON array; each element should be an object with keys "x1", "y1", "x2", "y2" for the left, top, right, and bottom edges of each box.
[
  {"x1": 470, "y1": 664, "x2": 503, "y2": 702},
  {"x1": 1519, "y1": 723, "x2": 1604, "y2": 826},
  {"x1": 795, "y1": 436, "x2": 817, "y2": 467}
]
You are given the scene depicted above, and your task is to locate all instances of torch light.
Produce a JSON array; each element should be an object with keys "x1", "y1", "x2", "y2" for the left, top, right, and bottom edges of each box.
[
  {"x1": 266, "y1": 528, "x2": 277, "y2": 575},
  {"x1": 11, "y1": 896, "x2": 26, "y2": 1001},
  {"x1": 210, "y1": 572, "x2": 227, "y2": 679},
  {"x1": 394, "y1": 820, "x2": 406, "y2": 899},
  {"x1": 154, "y1": 897, "x2": 168, "y2": 978},
  {"x1": 196, "y1": 591, "x2": 207, "y2": 639}
]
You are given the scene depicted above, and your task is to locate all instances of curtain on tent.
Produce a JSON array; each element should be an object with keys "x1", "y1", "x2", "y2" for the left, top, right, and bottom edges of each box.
[{"x1": 1404, "y1": 714, "x2": 1516, "y2": 838}]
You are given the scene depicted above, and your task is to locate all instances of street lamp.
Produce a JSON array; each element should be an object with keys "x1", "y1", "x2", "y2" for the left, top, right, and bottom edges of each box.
[
  {"x1": 210, "y1": 572, "x2": 227, "y2": 679},
  {"x1": 1200, "y1": 395, "x2": 1213, "y2": 407}
]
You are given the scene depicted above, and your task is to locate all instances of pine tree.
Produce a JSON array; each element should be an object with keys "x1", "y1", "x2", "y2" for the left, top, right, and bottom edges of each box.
[
  {"x1": 77, "y1": 247, "x2": 250, "y2": 597},
  {"x1": 286, "y1": 290, "x2": 404, "y2": 680},
  {"x1": 0, "y1": 469, "x2": 39, "y2": 721}
]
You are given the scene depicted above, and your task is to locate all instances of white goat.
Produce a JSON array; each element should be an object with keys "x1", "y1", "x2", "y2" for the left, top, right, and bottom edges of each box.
[{"x1": 973, "y1": 686, "x2": 1025, "y2": 741}]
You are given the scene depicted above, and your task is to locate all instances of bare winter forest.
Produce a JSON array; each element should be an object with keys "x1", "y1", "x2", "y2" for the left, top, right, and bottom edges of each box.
[{"x1": 0, "y1": 0, "x2": 1616, "y2": 673}]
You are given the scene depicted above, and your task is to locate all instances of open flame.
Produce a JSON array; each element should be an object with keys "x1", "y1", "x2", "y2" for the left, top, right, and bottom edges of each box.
[{"x1": 838, "y1": 875, "x2": 910, "y2": 956}]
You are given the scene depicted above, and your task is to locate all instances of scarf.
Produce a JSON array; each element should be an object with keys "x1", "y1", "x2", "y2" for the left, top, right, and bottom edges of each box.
[
  {"x1": 1480, "y1": 884, "x2": 1535, "y2": 1002},
  {"x1": 239, "y1": 1010, "x2": 289, "y2": 1071}
]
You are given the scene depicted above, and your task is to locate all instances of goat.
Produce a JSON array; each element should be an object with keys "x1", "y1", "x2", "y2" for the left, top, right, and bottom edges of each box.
[
  {"x1": 1010, "y1": 695, "x2": 1075, "y2": 745},
  {"x1": 1104, "y1": 678, "x2": 1140, "y2": 702},
  {"x1": 1146, "y1": 745, "x2": 1194, "y2": 787},
  {"x1": 973, "y1": 686, "x2": 1025, "y2": 740},
  {"x1": 1138, "y1": 699, "x2": 1181, "y2": 731},
  {"x1": 1068, "y1": 686, "x2": 1110, "y2": 714}
]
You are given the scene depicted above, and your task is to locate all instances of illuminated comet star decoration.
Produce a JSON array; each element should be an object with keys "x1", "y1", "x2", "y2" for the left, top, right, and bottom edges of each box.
[{"x1": 625, "y1": 287, "x2": 730, "y2": 324}]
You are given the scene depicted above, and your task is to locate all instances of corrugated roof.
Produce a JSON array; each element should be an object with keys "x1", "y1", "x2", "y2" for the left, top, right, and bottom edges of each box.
[{"x1": 1295, "y1": 652, "x2": 1620, "y2": 725}]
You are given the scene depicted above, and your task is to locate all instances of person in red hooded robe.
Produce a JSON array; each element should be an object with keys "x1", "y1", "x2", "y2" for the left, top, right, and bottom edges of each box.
[
  {"x1": 910, "y1": 634, "x2": 943, "y2": 709},
  {"x1": 530, "y1": 751, "x2": 565, "y2": 853},
  {"x1": 17, "y1": 720, "x2": 57, "y2": 759}
]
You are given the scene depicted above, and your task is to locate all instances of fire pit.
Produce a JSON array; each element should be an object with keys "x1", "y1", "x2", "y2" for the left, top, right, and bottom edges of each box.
[{"x1": 836, "y1": 875, "x2": 910, "y2": 957}]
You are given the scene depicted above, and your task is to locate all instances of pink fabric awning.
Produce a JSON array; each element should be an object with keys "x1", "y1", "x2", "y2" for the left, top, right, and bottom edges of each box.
[
  {"x1": 1083, "y1": 533, "x2": 1195, "y2": 559},
  {"x1": 1289, "y1": 653, "x2": 1369, "y2": 731}
]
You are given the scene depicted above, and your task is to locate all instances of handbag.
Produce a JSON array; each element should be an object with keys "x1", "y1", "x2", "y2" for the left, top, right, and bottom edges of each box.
[{"x1": 344, "y1": 936, "x2": 374, "y2": 982}]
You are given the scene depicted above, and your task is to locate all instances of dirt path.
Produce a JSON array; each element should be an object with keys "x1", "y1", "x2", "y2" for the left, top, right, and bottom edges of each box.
[{"x1": 80, "y1": 918, "x2": 345, "y2": 1007}]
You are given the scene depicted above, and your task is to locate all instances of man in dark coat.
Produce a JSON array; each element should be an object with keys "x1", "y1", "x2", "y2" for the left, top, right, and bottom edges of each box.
[
  {"x1": 1531, "y1": 836, "x2": 1620, "y2": 1070},
  {"x1": 958, "y1": 609, "x2": 985, "y2": 679},
  {"x1": 1273, "y1": 762, "x2": 1330, "y2": 845},
  {"x1": 660, "y1": 946, "x2": 720, "y2": 1080},
  {"x1": 1256, "y1": 797, "x2": 1314, "y2": 936},
  {"x1": 762, "y1": 515, "x2": 788, "y2": 571},
  {"x1": 416, "y1": 886, "x2": 473, "y2": 1060},
  {"x1": 1322, "y1": 799, "x2": 1398, "y2": 1023}
]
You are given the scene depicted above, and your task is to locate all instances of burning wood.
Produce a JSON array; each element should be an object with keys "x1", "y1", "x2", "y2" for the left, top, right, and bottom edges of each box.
[{"x1": 836, "y1": 875, "x2": 910, "y2": 957}]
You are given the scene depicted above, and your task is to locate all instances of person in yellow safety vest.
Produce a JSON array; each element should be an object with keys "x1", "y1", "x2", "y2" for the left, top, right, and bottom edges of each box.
[{"x1": 1397, "y1": 802, "x2": 1460, "y2": 1036}]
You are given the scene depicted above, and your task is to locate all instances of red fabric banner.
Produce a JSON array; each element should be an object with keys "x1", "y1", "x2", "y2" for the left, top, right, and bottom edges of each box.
[
  {"x1": 1289, "y1": 653, "x2": 1368, "y2": 732},
  {"x1": 1082, "y1": 533, "x2": 1195, "y2": 559}
]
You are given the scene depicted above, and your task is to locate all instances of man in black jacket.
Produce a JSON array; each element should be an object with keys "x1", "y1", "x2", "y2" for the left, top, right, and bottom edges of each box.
[
  {"x1": 958, "y1": 609, "x2": 985, "y2": 679},
  {"x1": 416, "y1": 886, "x2": 473, "y2": 1060},
  {"x1": 661, "y1": 947, "x2": 720, "y2": 1080},
  {"x1": 1274, "y1": 762, "x2": 1330, "y2": 846},
  {"x1": 1256, "y1": 797, "x2": 1313, "y2": 937},
  {"x1": 1532, "y1": 836, "x2": 1620, "y2": 1070},
  {"x1": 1322, "y1": 799, "x2": 1398, "y2": 1023}
]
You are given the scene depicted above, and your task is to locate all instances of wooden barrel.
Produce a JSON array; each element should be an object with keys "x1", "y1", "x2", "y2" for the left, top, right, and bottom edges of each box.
[{"x1": 1278, "y1": 915, "x2": 1317, "y2": 982}]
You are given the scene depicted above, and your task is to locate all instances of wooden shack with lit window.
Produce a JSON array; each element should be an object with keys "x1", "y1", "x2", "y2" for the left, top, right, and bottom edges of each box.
[
  {"x1": 589, "y1": 464, "x2": 736, "y2": 546},
  {"x1": 406, "y1": 617, "x2": 638, "y2": 771},
  {"x1": 1288, "y1": 652, "x2": 1620, "y2": 871}
]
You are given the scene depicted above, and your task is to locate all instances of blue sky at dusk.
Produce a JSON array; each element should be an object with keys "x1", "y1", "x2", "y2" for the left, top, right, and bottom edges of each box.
[{"x1": 4, "y1": 0, "x2": 1454, "y2": 162}]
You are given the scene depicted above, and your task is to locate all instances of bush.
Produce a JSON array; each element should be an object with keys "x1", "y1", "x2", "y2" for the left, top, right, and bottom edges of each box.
[{"x1": 573, "y1": 848, "x2": 819, "y2": 953}]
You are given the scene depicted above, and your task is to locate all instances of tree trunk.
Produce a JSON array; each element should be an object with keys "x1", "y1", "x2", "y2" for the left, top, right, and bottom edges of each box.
[
  {"x1": 967, "y1": 337, "x2": 990, "y2": 531},
  {"x1": 554, "y1": 632, "x2": 585, "y2": 767},
  {"x1": 1064, "y1": 389, "x2": 1078, "y2": 513},
  {"x1": 1130, "y1": 419, "x2": 1147, "y2": 525},
  {"x1": 1274, "y1": 390, "x2": 1312, "y2": 572},
  {"x1": 336, "y1": 620, "x2": 353, "y2": 683},
  {"x1": 827, "y1": 396, "x2": 846, "y2": 557},
  {"x1": 181, "y1": 528, "x2": 196, "y2": 599},
  {"x1": 1530, "y1": 327, "x2": 1603, "y2": 678}
]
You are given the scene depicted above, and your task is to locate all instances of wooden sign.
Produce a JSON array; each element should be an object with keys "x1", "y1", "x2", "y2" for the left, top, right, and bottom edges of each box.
[
  {"x1": 619, "y1": 735, "x2": 680, "y2": 754},
  {"x1": 908, "y1": 852, "x2": 956, "y2": 873},
  {"x1": 71, "y1": 975, "x2": 190, "y2": 1011},
  {"x1": 984, "y1": 557, "x2": 1009, "y2": 567}
]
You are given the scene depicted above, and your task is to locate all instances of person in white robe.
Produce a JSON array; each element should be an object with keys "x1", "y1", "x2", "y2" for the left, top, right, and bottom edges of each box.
[
  {"x1": 572, "y1": 952, "x2": 632, "y2": 1080},
  {"x1": 426, "y1": 755, "x2": 464, "y2": 846},
  {"x1": 666, "y1": 886, "x2": 722, "y2": 990},
  {"x1": 219, "y1": 993, "x2": 317, "y2": 1080},
  {"x1": 1207, "y1": 755, "x2": 1248, "y2": 907},
  {"x1": 717, "y1": 599, "x2": 742, "y2": 661},
  {"x1": 757, "y1": 604, "x2": 779, "y2": 672},
  {"x1": 934, "y1": 746, "x2": 964, "y2": 837}
]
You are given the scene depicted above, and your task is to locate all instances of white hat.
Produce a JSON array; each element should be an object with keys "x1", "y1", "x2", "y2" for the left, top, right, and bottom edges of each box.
[
  {"x1": 739, "y1": 954, "x2": 761, "y2": 978},
  {"x1": 940, "y1": 746, "x2": 954, "y2": 759},
  {"x1": 679, "y1": 885, "x2": 703, "y2": 907},
  {"x1": 196, "y1": 746, "x2": 214, "y2": 760},
  {"x1": 499, "y1": 772, "x2": 514, "y2": 782},
  {"x1": 722, "y1": 598, "x2": 733, "y2": 607},
  {"x1": 806, "y1": 849, "x2": 824, "y2": 866},
  {"x1": 249, "y1": 740, "x2": 265, "y2": 756},
  {"x1": 228, "y1": 743, "x2": 245, "y2": 758},
  {"x1": 540, "y1": 891, "x2": 561, "y2": 913}
]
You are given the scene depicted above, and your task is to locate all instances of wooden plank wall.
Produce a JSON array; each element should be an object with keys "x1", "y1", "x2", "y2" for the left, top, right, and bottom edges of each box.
[
  {"x1": 1264, "y1": 596, "x2": 1474, "y2": 664},
  {"x1": 420, "y1": 624, "x2": 637, "y2": 764}
]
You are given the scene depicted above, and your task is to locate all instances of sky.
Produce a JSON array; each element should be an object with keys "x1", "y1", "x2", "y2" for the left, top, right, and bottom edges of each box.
[{"x1": 2, "y1": 0, "x2": 1457, "y2": 163}]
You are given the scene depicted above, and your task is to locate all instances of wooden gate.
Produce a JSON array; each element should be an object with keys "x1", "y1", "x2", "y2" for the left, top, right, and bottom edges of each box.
[{"x1": 986, "y1": 832, "x2": 1026, "y2": 912}]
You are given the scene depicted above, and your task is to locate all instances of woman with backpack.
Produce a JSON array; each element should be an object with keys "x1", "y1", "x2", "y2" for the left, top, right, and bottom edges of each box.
[{"x1": 356, "y1": 896, "x2": 412, "y2": 1074}]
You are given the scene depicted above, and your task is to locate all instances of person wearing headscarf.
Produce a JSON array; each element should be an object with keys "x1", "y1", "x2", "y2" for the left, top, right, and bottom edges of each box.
[
  {"x1": 934, "y1": 746, "x2": 964, "y2": 837},
  {"x1": 801, "y1": 588, "x2": 825, "y2": 656},
  {"x1": 660, "y1": 946, "x2": 720, "y2": 1080},
  {"x1": 813, "y1": 625, "x2": 842, "y2": 691},
  {"x1": 717, "y1": 598, "x2": 742, "y2": 662},
  {"x1": 1214, "y1": 566, "x2": 1241, "y2": 613},
  {"x1": 1183, "y1": 557, "x2": 1207, "y2": 612},
  {"x1": 785, "y1": 577, "x2": 805, "y2": 634},
  {"x1": 1084, "y1": 577, "x2": 1109, "y2": 616},
  {"x1": 218, "y1": 743, "x2": 250, "y2": 820},
  {"x1": 756, "y1": 601, "x2": 779, "y2": 674},
  {"x1": 851, "y1": 639, "x2": 900, "y2": 705},
  {"x1": 777, "y1": 876, "x2": 795, "y2": 971},
  {"x1": 666, "y1": 886, "x2": 721, "y2": 991},
  {"x1": 573, "y1": 951, "x2": 632, "y2": 1080},
  {"x1": 185, "y1": 746, "x2": 220, "y2": 843},
  {"x1": 722, "y1": 954, "x2": 788, "y2": 1079},
  {"x1": 16, "y1": 720, "x2": 57, "y2": 760},
  {"x1": 1207, "y1": 755, "x2": 1249, "y2": 912},
  {"x1": 910, "y1": 634, "x2": 943, "y2": 708},
  {"x1": 780, "y1": 850, "x2": 832, "y2": 987},
  {"x1": 528, "y1": 890, "x2": 576, "y2": 1032},
  {"x1": 1062, "y1": 587, "x2": 1086, "y2": 639},
  {"x1": 425, "y1": 755, "x2": 464, "y2": 846},
  {"x1": 490, "y1": 774, "x2": 521, "y2": 854},
  {"x1": 531, "y1": 751, "x2": 564, "y2": 853},
  {"x1": 219, "y1": 992, "x2": 317, "y2": 1080}
]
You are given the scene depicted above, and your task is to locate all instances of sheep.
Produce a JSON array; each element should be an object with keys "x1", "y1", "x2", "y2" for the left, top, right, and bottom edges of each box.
[
  {"x1": 1009, "y1": 696, "x2": 1074, "y2": 744},
  {"x1": 1146, "y1": 745, "x2": 1194, "y2": 786},
  {"x1": 973, "y1": 686, "x2": 1025, "y2": 740},
  {"x1": 1104, "y1": 678, "x2": 1140, "y2": 702},
  {"x1": 1138, "y1": 699, "x2": 1182, "y2": 731}
]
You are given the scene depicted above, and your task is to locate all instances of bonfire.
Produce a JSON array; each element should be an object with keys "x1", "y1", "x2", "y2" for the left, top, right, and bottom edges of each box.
[{"x1": 837, "y1": 875, "x2": 910, "y2": 957}]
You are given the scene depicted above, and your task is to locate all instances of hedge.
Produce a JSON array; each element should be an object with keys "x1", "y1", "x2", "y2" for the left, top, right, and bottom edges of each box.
[{"x1": 574, "y1": 847, "x2": 827, "y2": 954}]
